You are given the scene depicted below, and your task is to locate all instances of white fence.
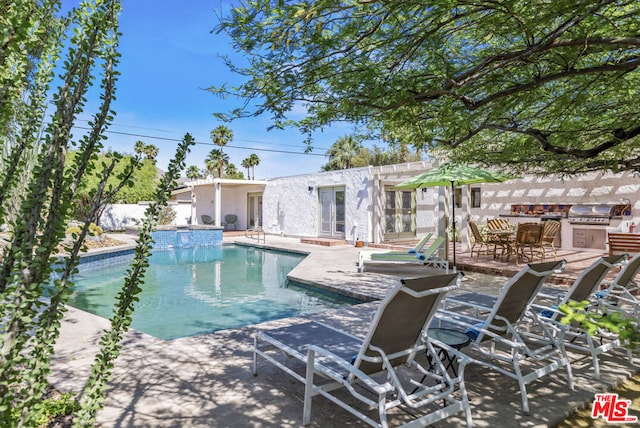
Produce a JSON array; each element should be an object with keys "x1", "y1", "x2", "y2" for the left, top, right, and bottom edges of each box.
[{"x1": 99, "y1": 202, "x2": 192, "y2": 231}]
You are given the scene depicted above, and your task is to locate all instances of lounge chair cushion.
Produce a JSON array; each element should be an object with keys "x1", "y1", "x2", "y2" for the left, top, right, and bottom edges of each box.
[{"x1": 464, "y1": 322, "x2": 485, "y2": 341}]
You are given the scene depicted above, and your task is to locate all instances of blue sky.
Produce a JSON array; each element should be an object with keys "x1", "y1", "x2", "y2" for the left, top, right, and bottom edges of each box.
[{"x1": 63, "y1": 0, "x2": 357, "y2": 178}]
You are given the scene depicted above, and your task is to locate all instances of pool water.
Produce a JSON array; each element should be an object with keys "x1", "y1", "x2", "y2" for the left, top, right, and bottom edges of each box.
[{"x1": 68, "y1": 245, "x2": 359, "y2": 340}]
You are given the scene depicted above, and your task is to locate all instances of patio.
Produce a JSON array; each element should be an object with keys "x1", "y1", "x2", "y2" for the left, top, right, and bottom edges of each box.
[{"x1": 49, "y1": 234, "x2": 638, "y2": 427}]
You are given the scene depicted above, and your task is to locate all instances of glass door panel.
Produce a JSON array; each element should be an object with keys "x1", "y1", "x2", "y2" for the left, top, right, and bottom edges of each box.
[
  {"x1": 384, "y1": 189, "x2": 416, "y2": 240},
  {"x1": 318, "y1": 187, "x2": 345, "y2": 238},
  {"x1": 319, "y1": 188, "x2": 333, "y2": 235},
  {"x1": 334, "y1": 190, "x2": 345, "y2": 234},
  {"x1": 384, "y1": 190, "x2": 397, "y2": 233},
  {"x1": 247, "y1": 193, "x2": 263, "y2": 228}
]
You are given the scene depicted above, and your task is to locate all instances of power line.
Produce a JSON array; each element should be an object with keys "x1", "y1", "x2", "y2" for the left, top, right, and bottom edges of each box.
[
  {"x1": 71, "y1": 125, "x2": 329, "y2": 157},
  {"x1": 72, "y1": 118, "x2": 332, "y2": 152}
]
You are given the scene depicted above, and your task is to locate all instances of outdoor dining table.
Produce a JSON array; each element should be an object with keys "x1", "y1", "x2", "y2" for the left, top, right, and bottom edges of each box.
[{"x1": 488, "y1": 229, "x2": 516, "y2": 261}]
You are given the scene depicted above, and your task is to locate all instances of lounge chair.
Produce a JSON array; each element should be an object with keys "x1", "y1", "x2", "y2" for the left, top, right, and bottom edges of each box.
[
  {"x1": 526, "y1": 254, "x2": 628, "y2": 380},
  {"x1": 253, "y1": 273, "x2": 473, "y2": 427},
  {"x1": 371, "y1": 232, "x2": 433, "y2": 256},
  {"x1": 596, "y1": 252, "x2": 640, "y2": 317},
  {"x1": 436, "y1": 260, "x2": 574, "y2": 415},
  {"x1": 445, "y1": 255, "x2": 627, "y2": 381},
  {"x1": 357, "y1": 236, "x2": 449, "y2": 273},
  {"x1": 535, "y1": 254, "x2": 626, "y2": 306}
]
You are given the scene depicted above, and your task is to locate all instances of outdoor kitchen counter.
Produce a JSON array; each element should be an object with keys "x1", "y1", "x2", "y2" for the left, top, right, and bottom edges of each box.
[{"x1": 499, "y1": 214, "x2": 548, "y2": 218}]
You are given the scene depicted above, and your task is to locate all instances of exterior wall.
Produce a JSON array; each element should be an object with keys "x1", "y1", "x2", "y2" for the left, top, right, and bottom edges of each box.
[
  {"x1": 469, "y1": 170, "x2": 640, "y2": 224},
  {"x1": 221, "y1": 185, "x2": 265, "y2": 229},
  {"x1": 262, "y1": 168, "x2": 372, "y2": 242},
  {"x1": 172, "y1": 180, "x2": 266, "y2": 228},
  {"x1": 369, "y1": 161, "x2": 439, "y2": 243},
  {"x1": 191, "y1": 183, "x2": 215, "y2": 224},
  {"x1": 173, "y1": 164, "x2": 640, "y2": 251}
]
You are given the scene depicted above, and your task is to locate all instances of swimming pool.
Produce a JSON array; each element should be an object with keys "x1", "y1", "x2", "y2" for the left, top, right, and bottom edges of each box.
[{"x1": 68, "y1": 245, "x2": 360, "y2": 339}]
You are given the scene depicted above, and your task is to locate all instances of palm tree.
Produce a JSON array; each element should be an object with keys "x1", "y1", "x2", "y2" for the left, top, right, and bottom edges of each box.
[
  {"x1": 205, "y1": 149, "x2": 229, "y2": 178},
  {"x1": 247, "y1": 153, "x2": 260, "y2": 180},
  {"x1": 325, "y1": 135, "x2": 362, "y2": 170},
  {"x1": 210, "y1": 125, "x2": 233, "y2": 157},
  {"x1": 134, "y1": 140, "x2": 145, "y2": 156},
  {"x1": 185, "y1": 165, "x2": 202, "y2": 179},
  {"x1": 241, "y1": 157, "x2": 251, "y2": 179},
  {"x1": 225, "y1": 163, "x2": 243, "y2": 179},
  {"x1": 143, "y1": 144, "x2": 159, "y2": 162}
]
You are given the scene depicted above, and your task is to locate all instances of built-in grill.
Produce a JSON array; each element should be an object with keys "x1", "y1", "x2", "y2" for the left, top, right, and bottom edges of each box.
[{"x1": 568, "y1": 204, "x2": 618, "y2": 225}]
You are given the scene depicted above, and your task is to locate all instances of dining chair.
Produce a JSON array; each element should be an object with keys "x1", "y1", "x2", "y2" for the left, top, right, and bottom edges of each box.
[
  {"x1": 469, "y1": 221, "x2": 498, "y2": 260},
  {"x1": 540, "y1": 220, "x2": 561, "y2": 260},
  {"x1": 514, "y1": 222, "x2": 544, "y2": 265},
  {"x1": 487, "y1": 218, "x2": 512, "y2": 231}
]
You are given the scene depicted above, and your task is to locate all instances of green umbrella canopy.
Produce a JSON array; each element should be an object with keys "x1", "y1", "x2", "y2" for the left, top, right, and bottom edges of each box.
[
  {"x1": 395, "y1": 163, "x2": 519, "y2": 272},
  {"x1": 395, "y1": 163, "x2": 518, "y2": 189}
]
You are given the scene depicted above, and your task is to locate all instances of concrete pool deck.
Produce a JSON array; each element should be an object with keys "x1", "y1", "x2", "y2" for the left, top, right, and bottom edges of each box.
[{"x1": 50, "y1": 234, "x2": 639, "y2": 427}]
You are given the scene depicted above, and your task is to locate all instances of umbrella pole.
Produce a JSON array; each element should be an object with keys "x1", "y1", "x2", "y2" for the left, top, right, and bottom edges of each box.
[{"x1": 451, "y1": 181, "x2": 456, "y2": 273}]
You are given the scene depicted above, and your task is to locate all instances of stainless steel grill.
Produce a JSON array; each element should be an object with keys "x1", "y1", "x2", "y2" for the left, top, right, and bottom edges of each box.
[{"x1": 568, "y1": 204, "x2": 617, "y2": 225}]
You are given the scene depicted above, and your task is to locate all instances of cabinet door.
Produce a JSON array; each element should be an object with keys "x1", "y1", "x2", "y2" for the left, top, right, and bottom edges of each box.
[
  {"x1": 573, "y1": 229, "x2": 587, "y2": 247},
  {"x1": 573, "y1": 228, "x2": 606, "y2": 249},
  {"x1": 588, "y1": 229, "x2": 606, "y2": 250}
]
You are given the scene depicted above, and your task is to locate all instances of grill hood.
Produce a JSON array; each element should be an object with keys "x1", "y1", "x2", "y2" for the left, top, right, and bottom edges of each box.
[
  {"x1": 568, "y1": 204, "x2": 622, "y2": 225},
  {"x1": 568, "y1": 204, "x2": 617, "y2": 218}
]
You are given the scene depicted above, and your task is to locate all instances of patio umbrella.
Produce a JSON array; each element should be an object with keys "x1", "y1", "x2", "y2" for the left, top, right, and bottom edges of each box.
[{"x1": 395, "y1": 163, "x2": 518, "y2": 272}]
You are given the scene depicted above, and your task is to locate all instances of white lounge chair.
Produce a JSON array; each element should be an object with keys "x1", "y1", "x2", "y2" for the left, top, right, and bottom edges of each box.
[
  {"x1": 596, "y1": 252, "x2": 640, "y2": 317},
  {"x1": 253, "y1": 273, "x2": 472, "y2": 427},
  {"x1": 526, "y1": 254, "x2": 634, "y2": 380},
  {"x1": 375, "y1": 232, "x2": 433, "y2": 256},
  {"x1": 436, "y1": 260, "x2": 574, "y2": 415},
  {"x1": 534, "y1": 254, "x2": 627, "y2": 307},
  {"x1": 357, "y1": 236, "x2": 448, "y2": 273},
  {"x1": 445, "y1": 255, "x2": 628, "y2": 381}
]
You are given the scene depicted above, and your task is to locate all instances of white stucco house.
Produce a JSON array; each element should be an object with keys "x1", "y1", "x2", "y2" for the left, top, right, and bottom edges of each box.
[{"x1": 169, "y1": 161, "x2": 640, "y2": 255}]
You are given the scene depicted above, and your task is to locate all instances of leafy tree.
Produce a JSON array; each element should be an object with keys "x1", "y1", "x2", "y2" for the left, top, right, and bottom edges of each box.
[
  {"x1": 0, "y1": 2, "x2": 193, "y2": 426},
  {"x1": 559, "y1": 300, "x2": 639, "y2": 351},
  {"x1": 205, "y1": 148, "x2": 229, "y2": 178},
  {"x1": 114, "y1": 157, "x2": 159, "y2": 202},
  {"x1": 247, "y1": 153, "x2": 260, "y2": 179},
  {"x1": 323, "y1": 135, "x2": 363, "y2": 171},
  {"x1": 214, "y1": 1, "x2": 640, "y2": 175},
  {"x1": 354, "y1": 145, "x2": 422, "y2": 168},
  {"x1": 210, "y1": 124, "x2": 233, "y2": 157},
  {"x1": 69, "y1": 150, "x2": 159, "y2": 203},
  {"x1": 186, "y1": 164, "x2": 204, "y2": 179},
  {"x1": 0, "y1": 0, "x2": 65, "y2": 227}
]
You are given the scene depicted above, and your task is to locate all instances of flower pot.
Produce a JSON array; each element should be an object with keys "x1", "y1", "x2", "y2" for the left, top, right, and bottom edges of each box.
[{"x1": 355, "y1": 240, "x2": 364, "y2": 248}]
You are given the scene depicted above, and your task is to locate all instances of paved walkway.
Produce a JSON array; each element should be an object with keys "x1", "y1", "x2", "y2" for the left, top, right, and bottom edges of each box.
[{"x1": 49, "y1": 234, "x2": 638, "y2": 427}]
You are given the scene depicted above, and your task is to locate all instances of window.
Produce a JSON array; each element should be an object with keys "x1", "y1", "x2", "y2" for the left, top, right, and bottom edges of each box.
[
  {"x1": 454, "y1": 188, "x2": 462, "y2": 208},
  {"x1": 454, "y1": 187, "x2": 481, "y2": 208},
  {"x1": 471, "y1": 187, "x2": 481, "y2": 208}
]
